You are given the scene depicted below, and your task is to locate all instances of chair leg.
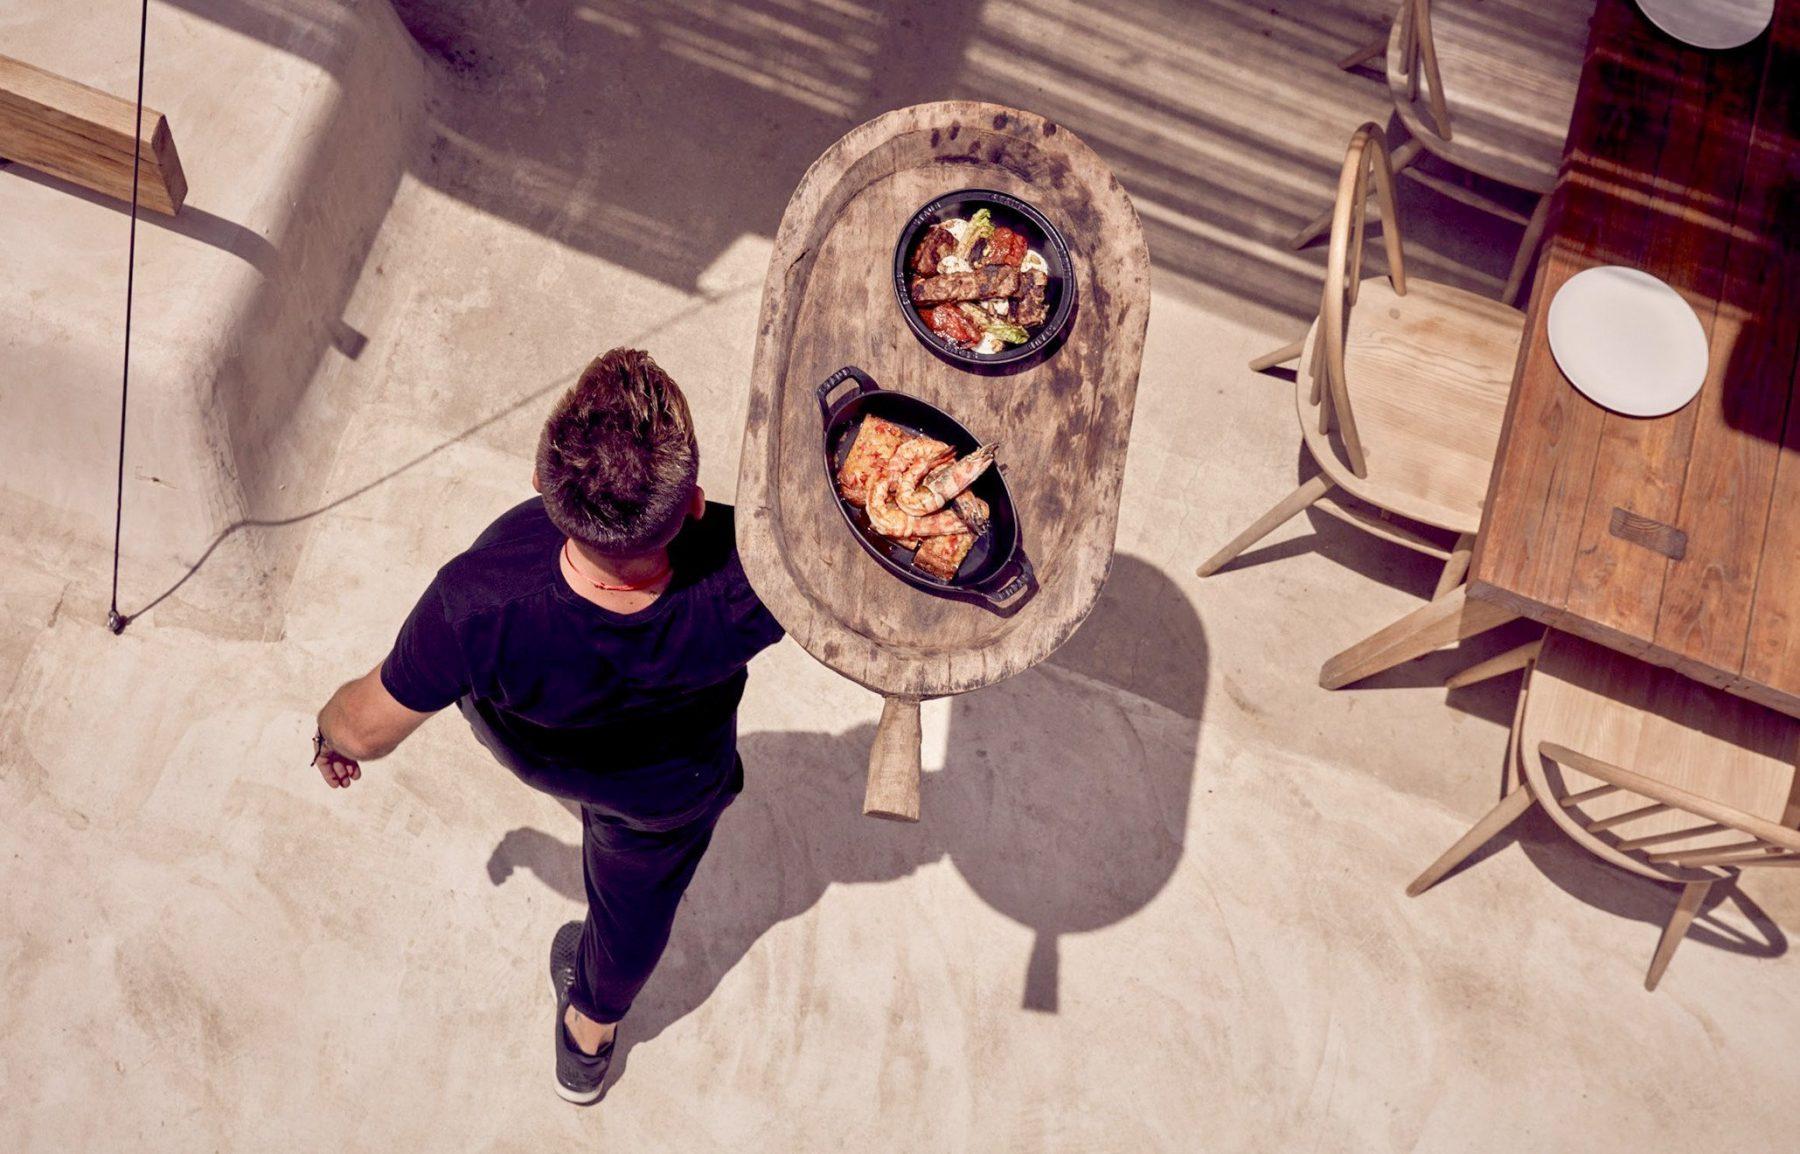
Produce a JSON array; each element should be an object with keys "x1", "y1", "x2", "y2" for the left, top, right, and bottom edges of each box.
[
  {"x1": 1320, "y1": 584, "x2": 1518, "y2": 689},
  {"x1": 1445, "y1": 639, "x2": 1542, "y2": 690},
  {"x1": 1336, "y1": 30, "x2": 1388, "y2": 71},
  {"x1": 1645, "y1": 879, "x2": 1714, "y2": 991},
  {"x1": 1407, "y1": 783, "x2": 1535, "y2": 897},
  {"x1": 1288, "y1": 201, "x2": 1339, "y2": 252},
  {"x1": 1289, "y1": 138, "x2": 1421, "y2": 251},
  {"x1": 1196, "y1": 474, "x2": 1333, "y2": 577},
  {"x1": 1501, "y1": 194, "x2": 1552, "y2": 306},
  {"x1": 1249, "y1": 336, "x2": 1307, "y2": 372},
  {"x1": 1433, "y1": 532, "x2": 1476, "y2": 599}
]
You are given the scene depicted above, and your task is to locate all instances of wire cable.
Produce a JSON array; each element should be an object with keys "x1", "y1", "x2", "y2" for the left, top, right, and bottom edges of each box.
[{"x1": 108, "y1": 0, "x2": 151, "y2": 636}]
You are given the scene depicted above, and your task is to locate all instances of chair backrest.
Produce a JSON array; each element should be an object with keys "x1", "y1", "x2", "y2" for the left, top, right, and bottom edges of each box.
[
  {"x1": 1310, "y1": 123, "x2": 1408, "y2": 479},
  {"x1": 1540, "y1": 742, "x2": 1800, "y2": 877}
]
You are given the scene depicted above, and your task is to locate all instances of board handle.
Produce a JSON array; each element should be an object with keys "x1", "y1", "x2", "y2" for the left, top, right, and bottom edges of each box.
[
  {"x1": 817, "y1": 364, "x2": 879, "y2": 423},
  {"x1": 863, "y1": 695, "x2": 922, "y2": 822}
]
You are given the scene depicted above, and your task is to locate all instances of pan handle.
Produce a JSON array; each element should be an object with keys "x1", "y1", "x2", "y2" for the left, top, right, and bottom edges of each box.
[
  {"x1": 817, "y1": 365, "x2": 879, "y2": 424},
  {"x1": 973, "y1": 552, "x2": 1036, "y2": 612}
]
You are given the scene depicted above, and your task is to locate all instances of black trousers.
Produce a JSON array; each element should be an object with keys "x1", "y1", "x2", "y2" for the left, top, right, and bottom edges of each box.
[
  {"x1": 457, "y1": 697, "x2": 740, "y2": 1024},
  {"x1": 569, "y1": 763, "x2": 740, "y2": 1024}
]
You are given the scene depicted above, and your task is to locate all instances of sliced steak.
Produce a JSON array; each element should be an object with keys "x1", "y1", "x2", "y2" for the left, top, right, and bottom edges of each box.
[
  {"x1": 1014, "y1": 269, "x2": 1049, "y2": 327},
  {"x1": 909, "y1": 266, "x2": 1020, "y2": 306},
  {"x1": 909, "y1": 224, "x2": 957, "y2": 277}
]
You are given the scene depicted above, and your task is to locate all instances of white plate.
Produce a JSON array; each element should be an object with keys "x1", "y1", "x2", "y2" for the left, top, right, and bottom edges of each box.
[
  {"x1": 1635, "y1": 0, "x2": 1773, "y2": 50},
  {"x1": 1546, "y1": 266, "x2": 1709, "y2": 417}
]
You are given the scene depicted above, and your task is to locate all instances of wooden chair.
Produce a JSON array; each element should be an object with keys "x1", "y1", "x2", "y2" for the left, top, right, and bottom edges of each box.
[
  {"x1": 1200, "y1": 124, "x2": 1522, "y2": 614},
  {"x1": 1299, "y1": 0, "x2": 1591, "y2": 304},
  {"x1": 1411, "y1": 630, "x2": 1800, "y2": 991}
]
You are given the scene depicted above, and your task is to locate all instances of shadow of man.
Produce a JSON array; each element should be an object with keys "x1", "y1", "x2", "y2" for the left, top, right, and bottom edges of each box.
[{"x1": 482, "y1": 555, "x2": 1208, "y2": 1089}]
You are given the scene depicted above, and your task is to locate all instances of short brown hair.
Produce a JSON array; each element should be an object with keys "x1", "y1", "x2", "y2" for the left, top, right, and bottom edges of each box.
[{"x1": 536, "y1": 348, "x2": 698, "y2": 553}]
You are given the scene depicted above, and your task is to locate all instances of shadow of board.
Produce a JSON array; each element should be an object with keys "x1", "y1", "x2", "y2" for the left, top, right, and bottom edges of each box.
[{"x1": 483, "y1": 554, "x2": 1207, "y2": 1091}]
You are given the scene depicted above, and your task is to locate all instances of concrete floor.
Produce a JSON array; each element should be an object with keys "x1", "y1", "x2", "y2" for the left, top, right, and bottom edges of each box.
[{"x1": 5, "y1": 1, "x2": 1800, "y2": 1150}]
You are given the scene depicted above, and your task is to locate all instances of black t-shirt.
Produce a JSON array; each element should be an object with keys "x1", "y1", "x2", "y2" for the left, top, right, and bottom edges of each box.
[{"x1": 381, "y1": 497, "x2": 784, "y2": 828}]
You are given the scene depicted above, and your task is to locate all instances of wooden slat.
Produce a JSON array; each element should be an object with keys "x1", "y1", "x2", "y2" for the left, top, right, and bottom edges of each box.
[
  {"x1": 1583, "y1": 801, "x2": 1669, "y2": 833},
  {"x1": 0, "y1": 53, "x2": 186, "y2": 215}
]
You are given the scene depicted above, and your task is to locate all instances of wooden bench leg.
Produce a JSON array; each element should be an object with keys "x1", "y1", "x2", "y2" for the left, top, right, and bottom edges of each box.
[
  {"x1": 1197, "y1": 474, "x2": 1332, "y2": 577},
  {"x1": 1406, "y1": 783, "x2": 1534, "y2": 896},
  {"x1": 1645, "y1": 879, "x2": 1714, "y2": 991},
  {"x1": 1319, "y1": 584, "x2": 1517, "y2": 689}
]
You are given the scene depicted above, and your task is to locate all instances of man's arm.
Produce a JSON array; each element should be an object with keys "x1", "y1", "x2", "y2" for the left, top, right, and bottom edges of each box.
[{"x1": 314, "y1": 663, "x2": 434, "y2": 788}]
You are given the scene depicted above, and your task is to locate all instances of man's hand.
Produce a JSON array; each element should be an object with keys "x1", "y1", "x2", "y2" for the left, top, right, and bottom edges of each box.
[
  {"x1": 313, "y1": 663, "x2": 435, "y2": 789},
  {"x1": 312, "y1": 729, "x2": 363, "y2": 789}
]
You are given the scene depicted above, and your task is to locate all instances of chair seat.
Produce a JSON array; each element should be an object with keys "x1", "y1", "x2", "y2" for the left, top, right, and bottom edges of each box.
[
  {"x1": 1296, "y1": 276, "x2": 1522, "y2": 534},
  {"x1": 1520, "y1": 631, "x2": 1800, "y2": 880},
  {"x1": 1385, "y1": 0, "x2": 1591, "y2": 195}
]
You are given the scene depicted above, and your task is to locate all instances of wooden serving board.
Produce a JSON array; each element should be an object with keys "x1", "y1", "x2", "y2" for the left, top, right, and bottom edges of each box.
[{"x1": 737, "y1": 101, "x2": 1151, "y2": 820}]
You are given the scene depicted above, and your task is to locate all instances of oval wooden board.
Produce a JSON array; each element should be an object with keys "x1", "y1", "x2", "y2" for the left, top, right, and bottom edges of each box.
[{"x1": 737, "y1": 102, "x2": 1151, "y2": 699}]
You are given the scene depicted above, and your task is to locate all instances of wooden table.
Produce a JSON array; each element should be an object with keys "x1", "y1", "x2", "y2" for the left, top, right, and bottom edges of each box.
[{"x1": 1469, "y1": 0, "x2": 1800, "y2": 716}]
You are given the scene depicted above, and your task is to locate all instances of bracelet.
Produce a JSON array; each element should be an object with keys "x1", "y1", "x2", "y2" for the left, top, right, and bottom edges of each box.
[{"x1": 312, "y1": 726, "x2": 348, "y2": 767}]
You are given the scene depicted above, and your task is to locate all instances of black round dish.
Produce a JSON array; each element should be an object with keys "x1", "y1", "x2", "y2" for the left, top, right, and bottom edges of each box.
[
  {"x1": 892, "y1": 189, "x2": 1076, "y2": 370},
  {"x1": 817, "y1": 365, "x2": 1034, "y2": 613}
]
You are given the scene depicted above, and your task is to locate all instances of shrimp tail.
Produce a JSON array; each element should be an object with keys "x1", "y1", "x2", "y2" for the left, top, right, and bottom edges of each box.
[{"x1": 924, "y1": 443, "x2": 998, "y2": 506}]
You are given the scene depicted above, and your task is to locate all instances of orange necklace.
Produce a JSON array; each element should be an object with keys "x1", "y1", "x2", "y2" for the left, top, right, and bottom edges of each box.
[{"x1": 562, "y1": 540, "x2": 672, "y2": 593}]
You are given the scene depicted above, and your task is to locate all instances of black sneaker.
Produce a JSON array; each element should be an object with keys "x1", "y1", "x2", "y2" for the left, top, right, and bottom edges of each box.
[{"x1": 550, "y1": 922, "x2": 613, "y2": 1105}]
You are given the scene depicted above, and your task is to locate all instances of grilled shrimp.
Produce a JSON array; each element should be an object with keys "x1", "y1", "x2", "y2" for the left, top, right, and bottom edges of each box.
[
  {"x1": 866, "y1": 471, "x2": 970, "y2": 539},
  {"x1": 896, "y1": 441, "x2": 998, "y2": 516},
  {"x1": 888, "y1": 437, "x2": 955, "y2": 515}
]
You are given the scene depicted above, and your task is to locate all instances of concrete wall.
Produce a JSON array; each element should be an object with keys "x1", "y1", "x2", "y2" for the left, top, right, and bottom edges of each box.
[{"x1": 0, "y1": 0, "x2": 425, "y2": 637}]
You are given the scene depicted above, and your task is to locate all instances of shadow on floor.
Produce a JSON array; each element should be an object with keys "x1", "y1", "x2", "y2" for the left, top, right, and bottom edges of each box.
[
  {"x1": 481, "y1": 554, "x2": 1207, "y2": 1093},
  {"x1": 1195, "y1": 435, "x2": 1535, "y2": 726},
  {"x1": 1423, "y1": 805, "x2": 1789, "y2": 973},
  {"x1": 165, "y1": 0, "x2": 1520, "y2": 320}
]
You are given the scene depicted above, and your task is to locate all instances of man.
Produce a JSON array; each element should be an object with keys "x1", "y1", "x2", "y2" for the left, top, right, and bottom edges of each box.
[{"x1": 312, "y1": 348, "x2": 783, "y2": 1103}]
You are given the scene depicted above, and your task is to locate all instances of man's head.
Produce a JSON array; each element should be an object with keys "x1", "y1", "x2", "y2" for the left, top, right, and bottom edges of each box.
[{"x1": 535, "y1": 348, "x2": 700, "y2": 555}]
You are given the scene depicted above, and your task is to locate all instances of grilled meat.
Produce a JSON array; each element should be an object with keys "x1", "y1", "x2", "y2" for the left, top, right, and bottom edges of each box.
[
  {"x1": 909, "y1": 224, "x2": 957, "y2": 278},
  {"x1": 910, "y1": 266, "x2": 1020, "y2": 306},
  {"x1": 1014, "y1": 269, "x2": 1049, "y2": 328}
]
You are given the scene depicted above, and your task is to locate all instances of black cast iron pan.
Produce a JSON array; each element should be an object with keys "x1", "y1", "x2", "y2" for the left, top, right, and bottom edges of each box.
[{"x1": 817, "y1": 365, "x2": 1034, "y2": 614}]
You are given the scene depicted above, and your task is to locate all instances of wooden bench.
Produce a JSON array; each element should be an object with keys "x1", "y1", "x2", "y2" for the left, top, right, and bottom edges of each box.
[{"x1": 0, "y1": 53, "x2": 185, "y2": 215}]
